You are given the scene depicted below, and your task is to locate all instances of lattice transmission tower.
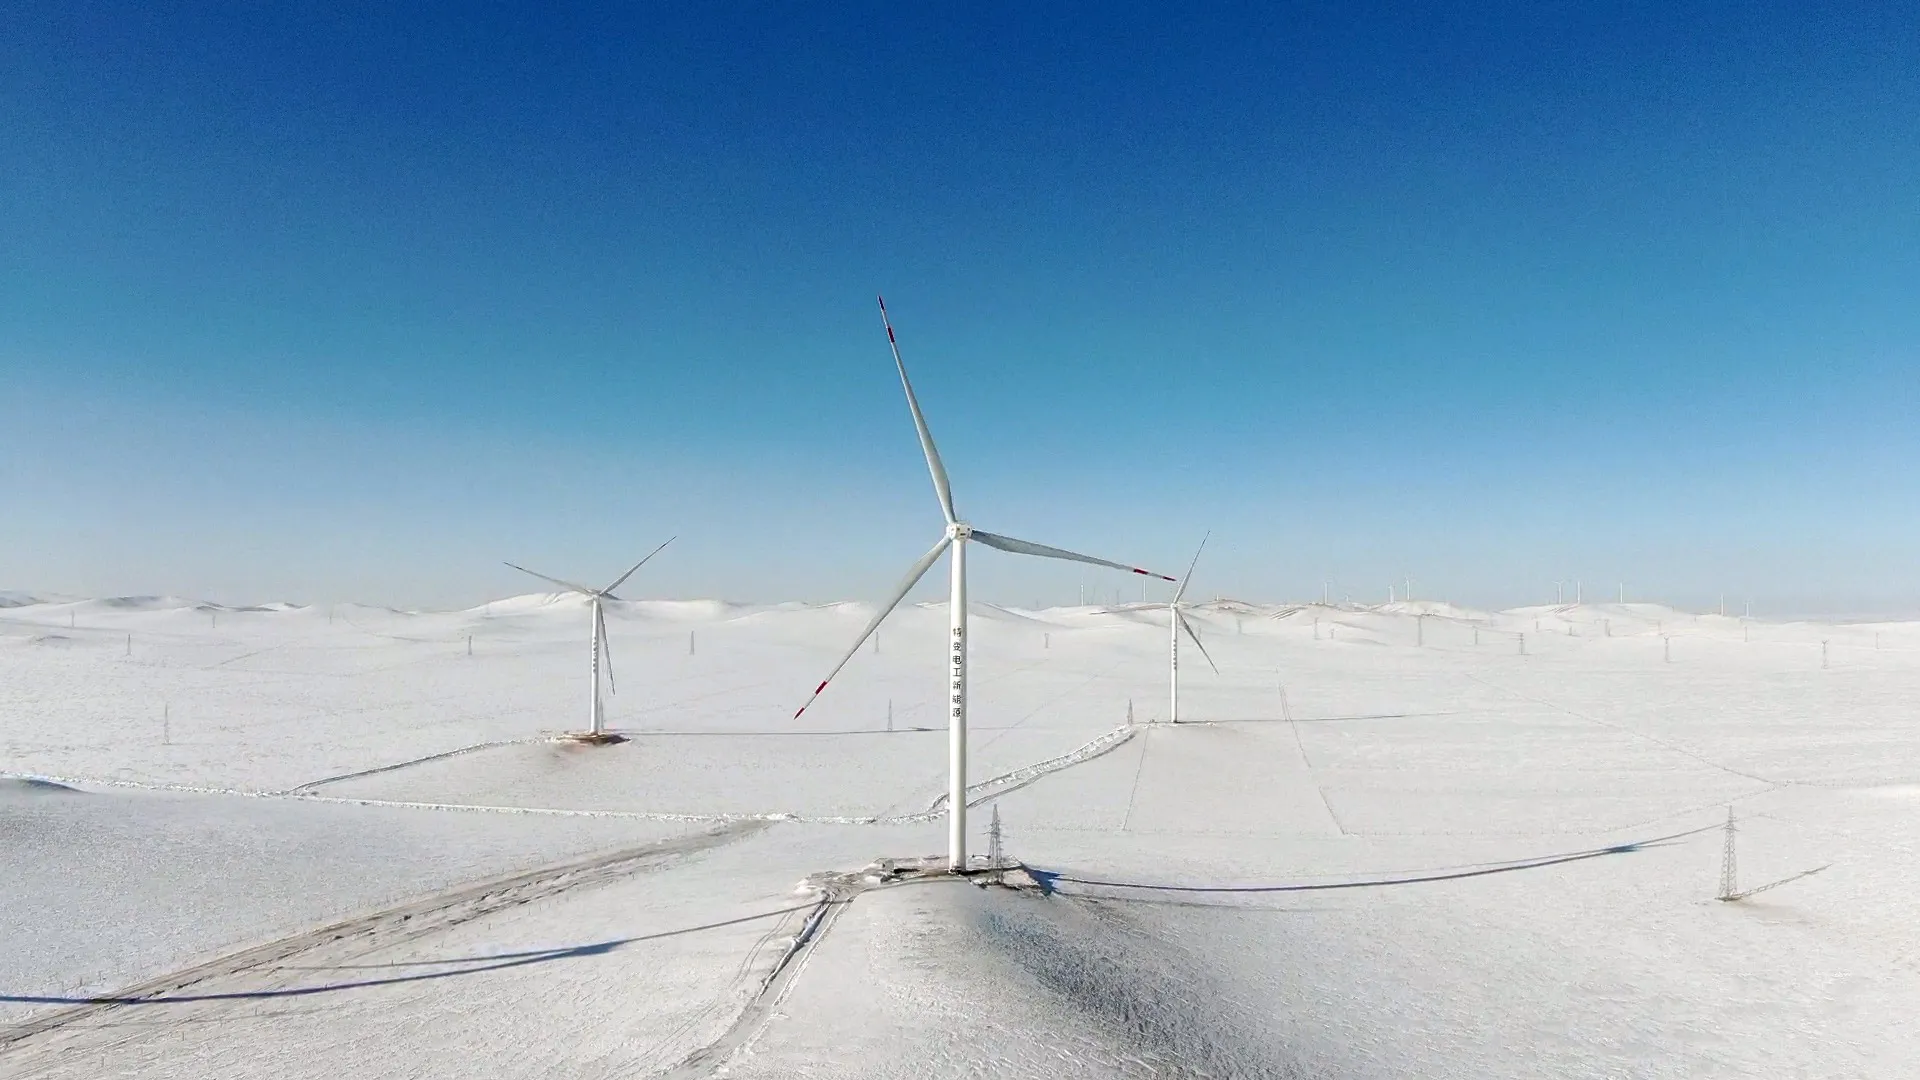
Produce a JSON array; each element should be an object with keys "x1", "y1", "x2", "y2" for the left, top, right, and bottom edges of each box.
[{"x1": 1717, "y1": 807, "x2": 1738, "y2": 901}]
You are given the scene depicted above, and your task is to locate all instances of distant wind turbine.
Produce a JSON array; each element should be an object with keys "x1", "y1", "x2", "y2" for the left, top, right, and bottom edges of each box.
[
  {"x1": 1169, "y1": 533, "x2": 1219, "y2": 724},
  {"x1": 794, "y1": 296, "x2": 1176, "y2": 871},
  {"x1": 504, "y1": 538, "x2": 674, "y2": 744}
]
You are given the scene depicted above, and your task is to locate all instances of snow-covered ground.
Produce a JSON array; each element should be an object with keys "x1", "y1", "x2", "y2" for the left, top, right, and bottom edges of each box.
[{"x1": 4, "y1": 593, "x2": 1918, "y2": 1077}]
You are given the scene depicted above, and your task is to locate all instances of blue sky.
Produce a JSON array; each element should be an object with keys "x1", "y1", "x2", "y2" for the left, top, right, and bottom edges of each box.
[{"x1": 4, "y1": 2, "x2": 1916, "y2": 612}]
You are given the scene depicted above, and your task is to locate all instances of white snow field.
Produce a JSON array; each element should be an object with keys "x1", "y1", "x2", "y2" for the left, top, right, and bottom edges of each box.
[{"x1": 4, "y1": 593, "x2": 1919, "y2": 1077}]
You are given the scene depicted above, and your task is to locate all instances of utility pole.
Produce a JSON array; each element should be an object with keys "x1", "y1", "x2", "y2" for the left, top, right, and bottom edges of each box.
[
  {"x1": 988, "y1": 804, "x2": 1004, "y2": 870},
  {"x1": 1717, "y1": 807, "x2": 1738, "y2": 901},
  {"x1": 690, "y1": 630, "x2": 696, "y2": 656}
]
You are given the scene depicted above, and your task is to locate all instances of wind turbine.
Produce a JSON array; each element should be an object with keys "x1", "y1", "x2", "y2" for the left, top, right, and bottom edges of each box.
[
  {"x1": 794, "y1": 296, "x2": 1176, "y2": 872},
  {"x1": 1168, "y1": 533, "x2": 1220, "y2": 724},
  {"x1": 504, "y1": 537, "x2": 674, "y2": 744}
]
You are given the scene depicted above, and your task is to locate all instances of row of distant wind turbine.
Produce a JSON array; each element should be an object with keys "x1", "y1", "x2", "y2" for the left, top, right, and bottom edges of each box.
[{"x1": 498, "y1": 297, "x2": 1208, "y2": 871}]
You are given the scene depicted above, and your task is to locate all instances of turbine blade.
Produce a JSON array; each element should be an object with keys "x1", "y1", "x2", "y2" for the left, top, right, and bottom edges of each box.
[
  {"x1": 503, "y1": 562, "x2": 596, "y2": 596},
  {"x1": 1177, "y1": 610, "x2": 1219, "y2": 674},
  {"x1": 1172, "y1": 531, "x2": 1210, "y2": 604},
  {"x1": 878, "y1": 296, "x2": 958, "y2": 524},
  {"x1": 601, "y1": 536, "x2": 676, "y2": 597},
  {"x1": 971, "y1": 530, "x2": 1177, "y2": 582},
  {"x1": 597, "y1": 603, "x2": 616, "y2": 695},
  {"x1": 793, "y1": 533, "x2": 953, "y2": 719}
]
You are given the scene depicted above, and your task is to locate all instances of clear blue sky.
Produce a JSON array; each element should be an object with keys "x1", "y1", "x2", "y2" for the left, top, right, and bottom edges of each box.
[{"x1": 4, "y1": 2, "x2": 1916, "y2": 613}]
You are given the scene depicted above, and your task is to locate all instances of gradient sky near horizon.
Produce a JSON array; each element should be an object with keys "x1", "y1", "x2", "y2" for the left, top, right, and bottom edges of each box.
[{"x1": 4, "y1": 2, "x2": 1917, "y2": 613}]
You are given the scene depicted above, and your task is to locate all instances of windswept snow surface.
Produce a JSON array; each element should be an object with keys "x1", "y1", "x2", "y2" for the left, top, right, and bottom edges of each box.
[{"x1": 4, "y1": 595, "x2": 1920, "y2": 1077}]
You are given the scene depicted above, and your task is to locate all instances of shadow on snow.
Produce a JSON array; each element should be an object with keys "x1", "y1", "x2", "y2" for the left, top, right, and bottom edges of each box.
[{"x1": 3, "y1": 901, "x2": 832, "y2": 1008}]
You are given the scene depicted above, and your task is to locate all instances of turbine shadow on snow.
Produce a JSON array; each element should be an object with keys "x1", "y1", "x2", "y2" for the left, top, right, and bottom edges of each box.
[
  {"x1": 1027, "y1": 822, "x2": 1719, "y2": 897},
  {"x1": 1205, "y1": 711, "x2": 1457, "y2": 725},
  {"x1": 621, "y1": 726, "x2": 941, "y2": 737},
  {"x1": 0, "y1": 902, "x2": 832, "y2": 1009}
]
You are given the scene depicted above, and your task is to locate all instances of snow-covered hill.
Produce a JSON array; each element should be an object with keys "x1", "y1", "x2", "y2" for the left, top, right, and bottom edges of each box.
[{"x1": 3, "y1": 597, "x2": 1917, "y2": 1077}]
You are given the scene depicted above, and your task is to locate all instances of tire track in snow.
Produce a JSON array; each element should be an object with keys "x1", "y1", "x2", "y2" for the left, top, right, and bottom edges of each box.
[
  {"x1": 1119, "y1": 726, "x2": 1152, "y2": 832},
  {"x1": 0, "y1": 820, "x2": 768, "y2": 1054},
  {"x1": 288, "y1": 721, "x2": 1139, "y2": 827},
  {"x1": 658, "y1": 870, "x2": 973, "y2": 1079},
  {"x1": 280, "y1": 737, "x2": 552, "y2": 794},
  {"x1": 1284, "y1": 713, "x2": 1347, "y2": 835},
  {"x1": 900, "y1": 721, "x2": 1141, "y2": 823},
  {"x1": 880, "y1": 654, "x2": 1132, "y2": 818},
  {"x1": 659, "y1": 883, "x2": 857, "y2": 1079},
  {"x1": 18, "y1": 722, "x2": 1143, "y2": 828}
]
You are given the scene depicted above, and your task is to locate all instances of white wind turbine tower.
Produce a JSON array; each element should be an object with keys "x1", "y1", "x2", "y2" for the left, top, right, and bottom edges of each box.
[
  {"x1": 505, "y1": 537, "x2": 674, "y2": 744},
  {"x1": 1168, "y1": 533, "x2": 1220, "y2": 724},
  {"x1": 795, "y1": 296, "x2": 1176, "y2": 872}
]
